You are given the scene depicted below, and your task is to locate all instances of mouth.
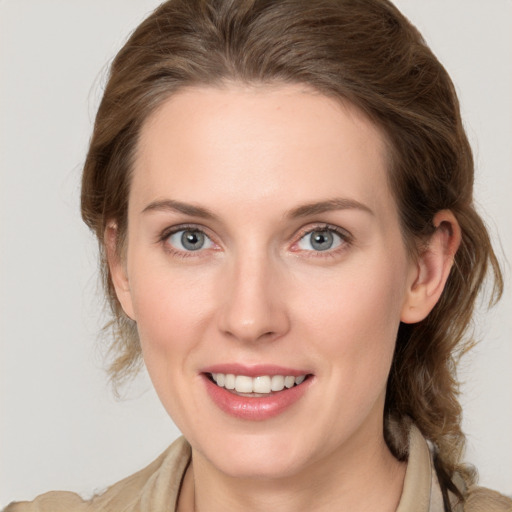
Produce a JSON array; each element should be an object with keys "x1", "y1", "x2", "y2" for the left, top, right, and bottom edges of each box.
[
  {"x1": 201, "y1": 364, "x2": 314, "y2": 419},
  {"x1": 206, "y1": 372, "x2": 311, "y2": 397}
]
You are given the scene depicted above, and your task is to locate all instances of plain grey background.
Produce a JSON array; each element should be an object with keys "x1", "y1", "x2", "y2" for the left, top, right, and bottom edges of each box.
[{"x1": 1, "y1": 0, "x2": 511, "y2": 505}]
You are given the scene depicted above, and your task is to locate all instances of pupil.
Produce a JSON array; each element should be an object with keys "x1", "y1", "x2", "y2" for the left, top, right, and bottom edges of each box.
[
  {"x1": 181, "y1": 231, "x2": 204, "y2": 251},
  {"x1": 311, "y1": 231, "x2": 333, "y2": 251}
]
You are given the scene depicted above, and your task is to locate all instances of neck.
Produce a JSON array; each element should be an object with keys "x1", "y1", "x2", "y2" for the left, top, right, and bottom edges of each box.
[{"x1": 178, "y1": 424, "x2": 406, "y2": 512}]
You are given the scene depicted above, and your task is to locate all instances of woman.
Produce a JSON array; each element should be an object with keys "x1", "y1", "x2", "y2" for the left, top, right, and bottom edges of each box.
[{"x1": 5, "y1": 0, "x2": 511, "y2": 511}]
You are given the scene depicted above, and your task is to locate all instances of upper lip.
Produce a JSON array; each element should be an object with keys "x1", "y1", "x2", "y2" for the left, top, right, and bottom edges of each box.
[{"x1": 201, "y1": 363, "x2": 311, "y2": 377}]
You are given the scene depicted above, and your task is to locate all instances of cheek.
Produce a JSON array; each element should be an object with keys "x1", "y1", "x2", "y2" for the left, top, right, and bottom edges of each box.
[
  {"x1": 295, "y1": 254, "x2": 408, "y2": 378},
  {"x1": 127, "y1": 263, "x2": 220, "y2": 428},
  {"x1": 128, "y1": 257, "x2": 217, "y2": 364}
]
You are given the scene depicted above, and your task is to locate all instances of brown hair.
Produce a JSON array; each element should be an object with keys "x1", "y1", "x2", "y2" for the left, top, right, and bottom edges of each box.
[{"x1": 81, "y1": 0, "x2": 502, "y2": 502}]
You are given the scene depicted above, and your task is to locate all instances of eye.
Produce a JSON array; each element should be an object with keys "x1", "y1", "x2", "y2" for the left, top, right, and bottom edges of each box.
[
  {"x1": 296, "y1": 228, "x2": 344, "y2": 252},
  {"x1": 167, "y1": 229, "x2": 215, "y2": 252}
]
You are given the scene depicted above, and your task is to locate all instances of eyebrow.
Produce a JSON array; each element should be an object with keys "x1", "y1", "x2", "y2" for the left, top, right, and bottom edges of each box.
[
  {"x1": 141, "y1": 197, "x2": 373, "y2": 219},
  {"x1": 286, "y1": 198, "x2": 374, "y2": 218},
  {"x1": 141, "y1": 199, "x2": 217, "y2": 219}
]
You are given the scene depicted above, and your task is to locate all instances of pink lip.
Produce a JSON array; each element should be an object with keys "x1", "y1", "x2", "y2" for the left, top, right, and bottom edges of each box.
[{"x1": 201, "y1": 369, "x2": 313, "y2": 421}]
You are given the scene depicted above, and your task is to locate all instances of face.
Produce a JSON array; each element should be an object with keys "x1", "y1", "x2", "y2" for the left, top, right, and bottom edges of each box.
[{"x1": 112, "y1": 84, "x2": 422, "y2": 480}]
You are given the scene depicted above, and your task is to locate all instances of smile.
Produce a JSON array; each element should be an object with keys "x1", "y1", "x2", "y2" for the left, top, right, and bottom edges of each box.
[
  {"x1": 203, "y1": 368, "x2": 313, "y2": 420},
  {"x1": 209, "y1": 373, "x2": 307, "y2": 394}
]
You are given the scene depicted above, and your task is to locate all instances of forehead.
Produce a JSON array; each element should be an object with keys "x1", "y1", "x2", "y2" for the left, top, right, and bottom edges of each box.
[{"x1": 132, "y1": 83, "x2": 394, "y2": 217}]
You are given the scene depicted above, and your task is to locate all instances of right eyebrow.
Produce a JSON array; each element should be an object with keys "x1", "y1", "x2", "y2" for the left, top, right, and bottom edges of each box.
[
  {"x1": 286, "y1": 197, "x2": 374, "y2": 218},
  {"x1": 141, "y1": 199, "x2": 217, "y2": 220}
]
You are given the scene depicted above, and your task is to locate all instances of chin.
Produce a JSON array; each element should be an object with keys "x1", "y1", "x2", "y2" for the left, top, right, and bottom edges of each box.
[
  {"x1": 215, "y1": 452, "x2": 308, "y2": 480},
  {"x1": 194, "y1": 428, "x2": 319, "y2": 480}
]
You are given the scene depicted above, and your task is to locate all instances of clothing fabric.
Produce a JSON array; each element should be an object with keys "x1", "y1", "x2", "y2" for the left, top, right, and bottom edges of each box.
[{"x1": 4, "y1": 426, "x2": 511, "y2": 512}]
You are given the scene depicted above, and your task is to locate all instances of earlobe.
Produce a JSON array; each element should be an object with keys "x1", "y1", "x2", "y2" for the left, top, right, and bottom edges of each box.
[
  {"x1": 105, "y1": 223, "x2": 136, "y2": 321},
  {"x1": 400, "y1": 210, "x2": 461, "y2": 324}
]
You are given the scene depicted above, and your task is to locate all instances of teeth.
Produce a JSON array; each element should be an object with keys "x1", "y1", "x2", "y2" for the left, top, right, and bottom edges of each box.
[
  {"x1": 284, "y1": 376, "x2": 295, "y2": 388},
  {"x1": 253, "y1": 376, "x2": 271, "y2": 393},
  {"x1": 225, "y1": 374, "x2": 235, "y2": 389},
  {"x1": 295, "y1": 375, "x2": 305, "y2": 385},
  {"x1": 216, "y1": 373, "x2": 225, "y2": 387},
  {"x1": 271, "y1": 375, "x2": 284, "y2": 391},
  {"x1": 210, "y1": 373, "x2": 307, "y2": 394},
  {"x1": 235, "y1": 375, "x2": 253, "y2": 393}
]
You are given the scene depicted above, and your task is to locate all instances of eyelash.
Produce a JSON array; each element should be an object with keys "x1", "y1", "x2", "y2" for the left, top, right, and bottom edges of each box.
[
  {"x1": 291, "y1": 224, "x2": 352, "y2": 258},
  {"x1": 158, "y1": 224, "x2": 217, "y2": 259},
  {"x1": 157, "y1": 223, "x2": 353, "y2": 258}
]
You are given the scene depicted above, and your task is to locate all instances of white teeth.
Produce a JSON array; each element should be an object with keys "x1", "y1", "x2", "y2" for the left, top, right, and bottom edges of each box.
[
  {"x1": 253, "y1": 376, "x2": 271, "y2": 393},
  {"x1": 210, "y1": 373, "x2": 307, "y2": 394},
  {"x1": 284, "y1": 376, "x2": 295, "y2": 389},
  {"x1": 235, "y1": 375, "x2": 253, "y2": 393},
  {"x1": 271, "y1": 375, "x2": 284, "y2": 391},
  {"x1": 295, "y1": 375, "x2": 306, "y2": 385},
  {"x1": 225, "y1": 374, "x2": 235, "y2": 389}
]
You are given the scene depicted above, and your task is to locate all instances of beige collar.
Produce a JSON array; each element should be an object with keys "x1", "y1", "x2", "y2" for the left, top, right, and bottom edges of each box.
[
  {"x1": 396, "y1": 424, "x2": 465, "y2": 512},
  {"x1": 396, "y1": 424, "x2": 442, "y2": 511}
]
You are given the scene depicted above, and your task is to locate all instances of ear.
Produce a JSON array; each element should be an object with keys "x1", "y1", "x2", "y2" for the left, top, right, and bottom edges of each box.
[
  {"x1": 105, "y1": 223, "x2": 136, "y2": 321},
  {"x1": 400, "y1": 210, "x2": 461, "y2": 324}
]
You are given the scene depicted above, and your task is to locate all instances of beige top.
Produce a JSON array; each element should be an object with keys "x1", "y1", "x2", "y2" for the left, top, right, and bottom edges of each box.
[{"x1": 4, "y1": 426, "x2": 511, "y2": 512}]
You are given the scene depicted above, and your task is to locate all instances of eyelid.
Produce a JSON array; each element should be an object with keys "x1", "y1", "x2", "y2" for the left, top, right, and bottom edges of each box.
[
  {"x1": 160, "y1": 218, "x2": 217, "y2": 235},
  {"x1": 158, "y1": 223, "x2": 220, "y2": 255},
  {"x1": 290, "y1": 223, "x2": 353, "y2": 253}
]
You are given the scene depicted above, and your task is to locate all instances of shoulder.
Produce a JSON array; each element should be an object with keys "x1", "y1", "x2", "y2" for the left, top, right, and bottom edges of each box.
[
  {"x1": 463, "y1": 485, "x2": 512, "y2": 512},
  {"x1": 2, "y1": 491, "x2": 88, "y2": 512},
  {"x1": 3, "y1": 437, "x2": 191, "y2": 512}
]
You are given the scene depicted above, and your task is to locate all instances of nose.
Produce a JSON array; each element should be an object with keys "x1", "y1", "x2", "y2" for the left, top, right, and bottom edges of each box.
[{"x1": 217, "y1": 252, "x2": 290, "y2": 344}]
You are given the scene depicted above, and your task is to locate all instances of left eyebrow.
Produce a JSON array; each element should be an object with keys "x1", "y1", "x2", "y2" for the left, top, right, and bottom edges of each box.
[
  {"x1": 141, "y1": 199, "x2": 217, "y2": 220},
  {"x1": 286, "y1": 198, "x2": 374, "y2": 218}
]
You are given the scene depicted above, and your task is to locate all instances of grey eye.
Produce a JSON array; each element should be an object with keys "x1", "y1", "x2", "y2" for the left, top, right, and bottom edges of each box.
[
  {"x1": 168, "y1": 229, "x2": 213, "y2": 251},
  {"x1": 297, "y1": 229, "x2": 342, "y2": 252},
  {"x1": 181, "y1": 231, "x2": 205, "y2": 250}
]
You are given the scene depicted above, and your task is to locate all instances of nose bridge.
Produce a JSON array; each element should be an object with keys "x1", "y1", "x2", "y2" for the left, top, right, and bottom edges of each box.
[{"x1": 218, "y1": 245, "x2": 289, "y2": 343}]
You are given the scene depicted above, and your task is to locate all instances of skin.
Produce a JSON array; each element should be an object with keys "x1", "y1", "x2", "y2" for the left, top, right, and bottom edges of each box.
[{"x1": 108, "y1": 84, "x2": 460, "y2": 512}]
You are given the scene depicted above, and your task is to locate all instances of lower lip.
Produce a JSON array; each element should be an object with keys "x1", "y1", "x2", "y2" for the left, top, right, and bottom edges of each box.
[{"x1": 203, "y1": 374, "x2": 312, "y2": 421}]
